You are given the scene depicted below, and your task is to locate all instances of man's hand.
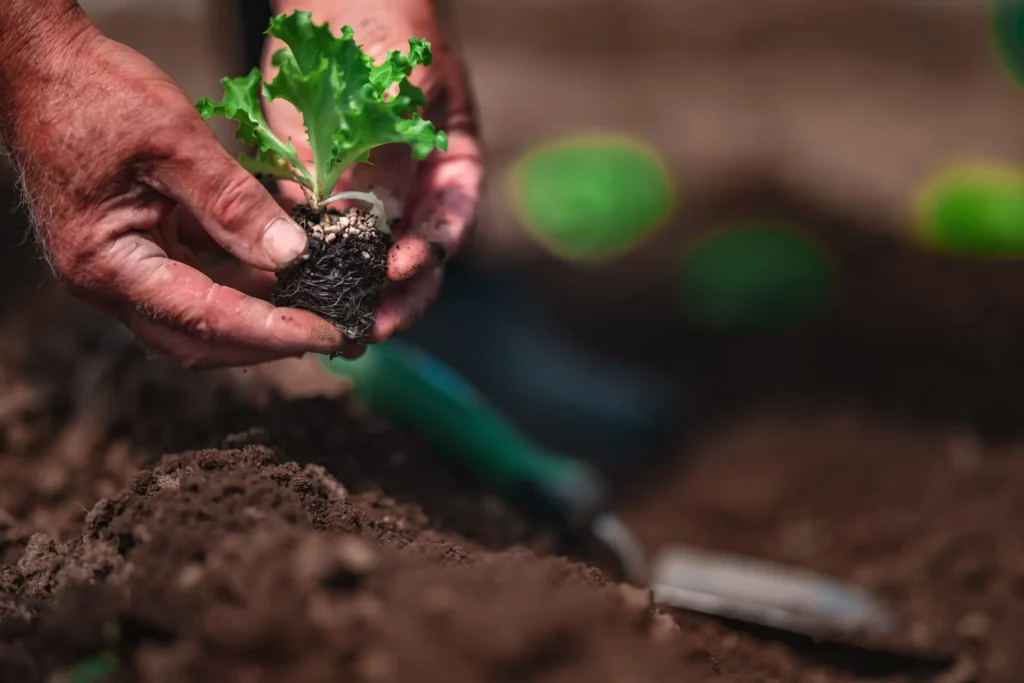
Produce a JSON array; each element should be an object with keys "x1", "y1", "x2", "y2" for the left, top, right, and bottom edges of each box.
[
  {"x1": 265, "y1": 0, "x2": 483, "y2": 349},
  {"x1": 0, "y1": 4, "x2": 346, "y2": 368}
]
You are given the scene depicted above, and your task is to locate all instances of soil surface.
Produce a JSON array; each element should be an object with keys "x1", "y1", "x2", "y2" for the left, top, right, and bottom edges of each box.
[
  {"x1": 0, "y1": 289, "x2": 689, "y2": 683},
  {"x1": 3, "y1": 211, "x2": 1024, "y2": 682},
  {"x1": 274, "y1": 205, "x2": 390, "y2": 343},
  {"x1": 5, "y1": 0, "x2": 1024, "y2": 678}
]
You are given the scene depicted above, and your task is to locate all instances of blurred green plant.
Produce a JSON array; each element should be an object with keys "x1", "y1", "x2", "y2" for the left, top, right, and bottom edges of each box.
[
  {"x1": 676, "y1": 225, "x2": 834, "y2": 334},
  {"x1": 993, "y1": 0, "x2": 1024, "y2": 87},
  {"x1": 914, "y1": 162, "x2": 1024, "y2": 258},
  {"x1": 509, "y1": 133, "x2": 675, "y2": 261},
  {"x1": 69, "y1": 653, "x2": 119, "y2": 683},
  {"x1": 67, "y1": 618, "x2": 121, "y2": 683}
]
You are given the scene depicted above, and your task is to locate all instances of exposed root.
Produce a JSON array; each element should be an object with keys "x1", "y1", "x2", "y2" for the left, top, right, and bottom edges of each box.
[
  {"x1": 320, "y1": 191, "x2": 390, "y2": 234},
  {"x1": 273, "y1": 204, "x2": 390, "y2": 344}
]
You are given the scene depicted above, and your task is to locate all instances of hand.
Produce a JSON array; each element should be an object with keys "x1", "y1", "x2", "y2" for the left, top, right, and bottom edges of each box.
[
  {"x1": 0, "y1": 13, "x2": 347, "y2": 368},
  {"x1": 263, "y1": 0, "x2": 483, "y2": 352}
]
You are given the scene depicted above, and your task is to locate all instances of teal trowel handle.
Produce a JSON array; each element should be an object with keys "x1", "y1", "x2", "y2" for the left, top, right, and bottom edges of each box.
[{"x1": 319, "y1": 341, "x2": 606, "y2": 529}]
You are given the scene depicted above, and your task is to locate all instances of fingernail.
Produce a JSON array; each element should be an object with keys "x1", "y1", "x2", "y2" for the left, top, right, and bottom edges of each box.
[
  {"x1": 388, "y1": 237, "x2": 431, "y2": 281},
  {"x1": 262, "y1": 217, "x2": 308, "y2": 268}
]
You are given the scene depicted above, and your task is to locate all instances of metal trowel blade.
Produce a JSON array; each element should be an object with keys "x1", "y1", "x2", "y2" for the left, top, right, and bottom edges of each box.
[{"x1": 649, "y1": 545, "x2": 897, "y2": 638}]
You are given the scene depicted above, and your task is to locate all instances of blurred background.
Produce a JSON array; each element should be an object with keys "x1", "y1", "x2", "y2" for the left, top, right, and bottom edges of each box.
[
  {"x1": 2, "y1": 0, "x2": 1024, "y2": 446},
  {"x1": 5, "y1": 1, "x2": 1024, "y2": 677}
]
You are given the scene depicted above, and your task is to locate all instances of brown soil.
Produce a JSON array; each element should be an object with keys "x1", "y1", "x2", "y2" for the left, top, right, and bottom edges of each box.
[
  {"x1": 4, "y1": 203, "x2": 1024, "y2": 683},
  {"x1": 274, "y1": 205, "x2": 391, "y2": 344},
  {"x1": 0, "y1": 299, "x2": 693, "y2": 683}
]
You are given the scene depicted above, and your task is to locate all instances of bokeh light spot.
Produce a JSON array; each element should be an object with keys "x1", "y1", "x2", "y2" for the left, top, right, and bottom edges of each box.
[
  {"x1": 993, "y1": 0, "x2": 1024, "y2": 87},
  {"x1": 510, "y1": 133, "x2": 675, "y2": 261},
  {"x1": 677, "y1": 225, "x2": 834, "y2": 334},
  {"x1": 914, "y1": 162, "x2": 1024, "y2": 258}
]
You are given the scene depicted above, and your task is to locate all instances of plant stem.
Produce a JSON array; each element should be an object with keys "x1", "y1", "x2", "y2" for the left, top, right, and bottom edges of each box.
[{"x1": 319, "y1": 191, "x2": 390, "y2": 234}]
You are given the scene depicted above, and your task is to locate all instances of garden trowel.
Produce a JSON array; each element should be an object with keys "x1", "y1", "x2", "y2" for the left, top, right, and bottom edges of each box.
[{"x1": 319, "y1": 340, "x2": 896, "y2": 640}]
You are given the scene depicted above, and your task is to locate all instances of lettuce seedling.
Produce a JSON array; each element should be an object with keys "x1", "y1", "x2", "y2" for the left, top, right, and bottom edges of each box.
[{"x1": 195, "y1": 11, "x2": 448, "y2": 342}]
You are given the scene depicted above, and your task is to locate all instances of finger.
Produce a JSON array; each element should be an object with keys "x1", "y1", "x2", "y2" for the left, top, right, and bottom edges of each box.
[
  {"x1": 126, "y1": 314, "x2": 296, "y2": 369},
  {"x1": 389, "y1": 129, "x2": 482, "y2": 282},
  {"x1": 347, "y1": 144, "x2": 417, "y2": 233},
  {"x1": 370, "y1": 266, "x2": 444, "y2": 343},
  {"x1": 175, "y1": 208, "x2": 222, "y2": 255},
  {"x1": 338, "y1": 342, "x2": 367, "y2": 360},
  {"x1": 146, "y1": 210, "x2": 280, "y2": 304},
  {"x1": 275, "y1": 178, "x2": 309, "y2": 209},
  {"x1": 274, "y1": 192, "x2": 304, "y2": 214},
  {"x1": 95, "y1": 232, "x2": 343, "y2": 355},
  {"x1": 205, "y1": 260, "x2": 278, "y2": 300},
  {"x1": 154, "y1": 132, "x2": 310, "y2": 272}
]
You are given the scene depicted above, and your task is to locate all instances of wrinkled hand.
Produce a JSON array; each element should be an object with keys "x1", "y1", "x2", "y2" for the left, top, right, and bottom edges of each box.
[
  {"x1": 0, "y1": 15, "x2": 347, "y2": 368},
  {"x1": 264, "y1": 0, "x2": 483, "y2": 350}
]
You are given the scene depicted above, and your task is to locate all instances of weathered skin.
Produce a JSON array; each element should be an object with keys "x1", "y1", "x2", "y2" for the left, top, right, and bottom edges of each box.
[
  {"x1": 0, "y1": 0, "x2": 479, "y2": 366},
  {"x1": 267, "y1": 0, "x2": 483, "y2": 345}
]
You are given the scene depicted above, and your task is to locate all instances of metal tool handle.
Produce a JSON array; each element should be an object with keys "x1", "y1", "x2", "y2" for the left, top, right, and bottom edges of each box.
[{"x1": 320, "y1": 341, "x2": 606, "y2": 529}]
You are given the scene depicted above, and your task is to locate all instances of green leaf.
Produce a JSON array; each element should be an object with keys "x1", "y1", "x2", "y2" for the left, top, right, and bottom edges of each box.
[
  {"x1": 396, "y1": 119, "x2": 448, "y2": 159},
  {"x1": 264, "y1": 12, "x2": 343, "y2": 199},
  {"x1": 198, "y1": 10, "x2": 447, "y2": 204},
  {"x1": 196, "y1": 68, "x2": 313, "y2": 192},
  {"x1": 368, "y1": 37, "x2": 433, "y2": 96}
]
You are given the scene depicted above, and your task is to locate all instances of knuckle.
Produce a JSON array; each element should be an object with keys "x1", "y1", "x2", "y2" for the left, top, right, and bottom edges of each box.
[
  {"x1": 185, "y1": 314, "x2": 216, "y2": 343},
  {"x1": 163, "y1": 118, "x2": 211, "y2": 159},
  {"x1": 207, "y1": 173, "x2": 262, "y2": 231},
  {"x1": 150, "y1": 130, "x2": 186, "y2": 162},
  {"x1": 178, "y1": 285, "x2": 223, "y2": 343},
  {"x1": 154, "y1": 303, "x2": 210, "y2": 342}
]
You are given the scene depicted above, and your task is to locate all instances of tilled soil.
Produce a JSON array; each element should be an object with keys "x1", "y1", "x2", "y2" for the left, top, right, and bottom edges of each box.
[
  {"x1": 0, "y1": 290, "x2": 694, "y2": 683},
  {"x1": 1, "y1": 443, "x2": 686, "y2": 683},
  {"x1": 3, "y1": 288, "x2": 1021, "y2": 683},
  {"x1": 623, "y1": 410, "x2": 1024, "y2": 683},
  {"x1": 4, "y1": 261, "x2": 1024, "y2": 681}
]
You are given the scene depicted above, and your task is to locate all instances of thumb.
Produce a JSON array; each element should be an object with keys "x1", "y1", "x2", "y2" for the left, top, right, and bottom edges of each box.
[{"x1": 157, "y1": 137, "x2": 309, "y2": 272}]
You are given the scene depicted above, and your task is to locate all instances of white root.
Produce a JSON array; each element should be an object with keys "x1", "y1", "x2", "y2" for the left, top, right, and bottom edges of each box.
[{"x1": 318, "y1": 191, "x2": 390, "y2": 234}]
